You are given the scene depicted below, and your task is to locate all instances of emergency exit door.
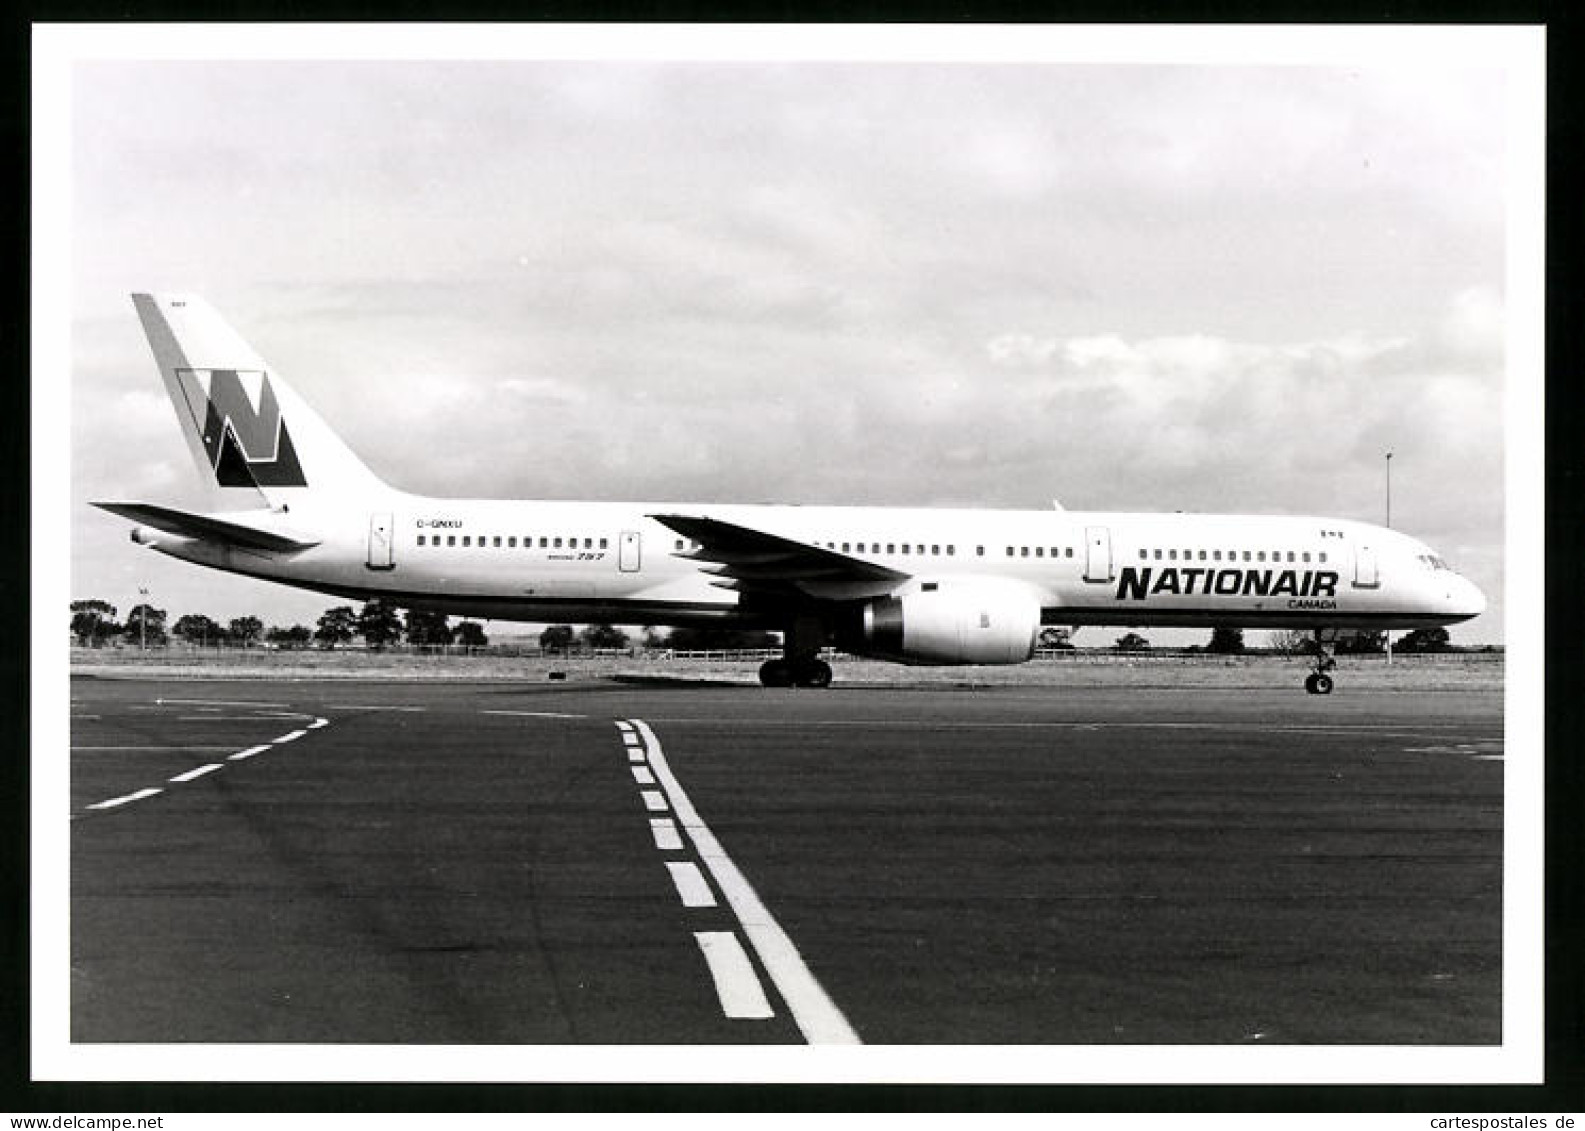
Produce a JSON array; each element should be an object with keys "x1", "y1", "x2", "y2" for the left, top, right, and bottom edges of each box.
[
  {"x1": 367, "y1": 512, "x2": 394, "y2": 570},
  {"x1": 618, "y1": 530, "x2": 642, "y2": 573}
]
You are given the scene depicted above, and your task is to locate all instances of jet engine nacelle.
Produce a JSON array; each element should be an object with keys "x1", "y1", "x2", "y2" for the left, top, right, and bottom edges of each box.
[{"x1": 853, "y1": 578, "x2": 1041, "y2": 665}]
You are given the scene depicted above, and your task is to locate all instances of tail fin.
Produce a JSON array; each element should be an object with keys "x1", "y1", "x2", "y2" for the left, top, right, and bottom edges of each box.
[{"x1": 132, "y1": 293, "x2": 387, "y2": 505}]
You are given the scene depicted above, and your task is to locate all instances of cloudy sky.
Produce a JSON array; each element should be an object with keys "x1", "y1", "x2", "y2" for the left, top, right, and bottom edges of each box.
[{"x1": 61, "y1": 32, "x2": 1528, "y2": 643}]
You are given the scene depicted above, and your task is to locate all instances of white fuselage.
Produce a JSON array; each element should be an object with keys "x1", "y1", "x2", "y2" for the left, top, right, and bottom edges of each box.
[{"x1": 137, "y1": 489, "x2": 1486, "y2": 632}]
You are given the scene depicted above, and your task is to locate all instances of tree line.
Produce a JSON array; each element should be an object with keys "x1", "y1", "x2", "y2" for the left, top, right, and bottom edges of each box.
[
  {"x1": 69, "y1": 597, "x2": 490, "y2": 651},
  {"x1": 68, "y1": 597, "x2": 785, "y2": 654}
]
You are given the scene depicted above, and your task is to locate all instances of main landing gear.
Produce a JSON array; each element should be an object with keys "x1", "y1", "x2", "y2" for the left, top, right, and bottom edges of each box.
[
  {"x1": 758, "y1": 613, "x2": 833, "y2": 688},
  {"x1": 758, "y1": 656, "x2": 833, "y2": 688},
  {"x1": 1303, "y1": 630, "x2": 1338, "y2": 695}
]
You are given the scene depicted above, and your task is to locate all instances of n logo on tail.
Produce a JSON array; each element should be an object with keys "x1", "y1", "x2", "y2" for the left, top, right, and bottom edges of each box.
[{"x1": 176, "y1": 368, "x2": 307, "y2": 488}]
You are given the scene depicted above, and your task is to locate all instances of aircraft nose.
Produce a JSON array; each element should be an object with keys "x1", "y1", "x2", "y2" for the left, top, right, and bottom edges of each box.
[{"x1": 1447, "y1": 574, "x2": 1486, "y2": 621}]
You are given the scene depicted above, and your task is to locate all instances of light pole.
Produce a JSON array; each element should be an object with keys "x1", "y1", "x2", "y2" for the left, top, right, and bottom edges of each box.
[
  {"x1": 1385, "y1": 451, "x2": 1393, "y2": 529},
  {"x1": 137, "y1": 587, "x2": 148, "y2": 651},
  {"x1": 1383, "y1": 455, "x2": 1393, "y2": 666}
]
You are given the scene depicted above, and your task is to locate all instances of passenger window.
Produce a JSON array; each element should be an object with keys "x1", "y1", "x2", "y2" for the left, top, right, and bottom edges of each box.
[
  {"x1": 447, "y1": 535, "x2": 456, "y2": 547},
  {"x1": 1154, "y1": 549, "x2": 1162, "y2": 560},
  {"x1": 539, "y1": 537, "x2": 548, "y2": 548},
  {"x1": 462, "y1": 536, "x2": 471, "y2": 547},
  {"x1": 1020, "y1": 547, "x2": 1029, "y2": 558},
  {"x1": 493, "y1": 536, "x2": 502, "y2": 547},
  {"x1": 599, "y1": 538, "x2": 608, "y2": 550},
  {"x1": 976, "y1": 546, "x2": 985, "y2": 556},
  {"x1": 1198, "y1": 550, "x2": 1207, "y2": 561},
  {"x1": 1035, "y1": 547, "x2": 1044, "y2": 558},
  {"x1": 1319, "y1": 552, "x2": 1328, "y2": 563},
  {"x1": 1067, "y1": 548, "x2": 1074, "y2": 558},
  {"x1": 947, "y1": 545, "x2": 955, "y2": 556},
  {"x1": 584, "y1": 538, "x2": 592, "y2": 549},
  {"x1": 1006, "y1": 546, "x2": 1014, "y2": 557},
  {"x1": 1243, "y1": 551, "x2": 1252, "y2": 562},
  {"x1": 1302, "y1": 551, "x2": 1310, "y2": 562},
  {"x1": 887, "y1": 543, "x2": 896, "y2": 554},
  {"x1": 1256, "y1": 551, "x2": 1265, "y2": 562},
  {"x1": 931, "y1": 545, "x2": 940, "y2": 555},
  {"x1": 553, "y1": 538, "x2": 562, "y2": 548},
  {"x1": 417, "y1": 535, "x2": 426, "y2": 547},
  {"x1": 1169, "y1": 550, "x2": 1178, "y2": 561},
  {"x1": 902, "y1": 545, "x2": 910, "y2": 555}
]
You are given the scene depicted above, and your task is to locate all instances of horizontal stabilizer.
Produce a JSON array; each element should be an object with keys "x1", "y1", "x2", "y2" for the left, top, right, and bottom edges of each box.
[{"x1": 92, "y1": 502, "x2": 320, "y2": 552}]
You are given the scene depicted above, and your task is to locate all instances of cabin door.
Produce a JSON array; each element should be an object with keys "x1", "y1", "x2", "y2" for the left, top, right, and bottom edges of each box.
[
  {"x1": 367, "y1": 512, "x2": 395, "y2": 570},
  {"x1": 618, "y1": 530, "x2": 642, "y2": 573},
  {"x1": 1084, "y1": 526, "x2": 1113, "y2": 582},
  {"x1": 1353, "y1": 541, "x2": 1380, "y2": 588}
]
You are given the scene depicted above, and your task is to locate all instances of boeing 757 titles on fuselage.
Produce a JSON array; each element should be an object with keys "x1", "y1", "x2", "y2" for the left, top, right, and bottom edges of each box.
[{"x1": 94, "y1": 294, "x2": 1486, "y2": 692}]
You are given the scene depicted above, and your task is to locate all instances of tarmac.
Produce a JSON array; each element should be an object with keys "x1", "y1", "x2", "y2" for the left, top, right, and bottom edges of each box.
[{"x1": 68, "y1": 674, "x2": 1504, "y2": 1047}]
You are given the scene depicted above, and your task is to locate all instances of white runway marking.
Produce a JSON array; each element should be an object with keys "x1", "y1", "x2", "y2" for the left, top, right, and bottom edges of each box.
[
  {"x1": 627, "y1": 718, "x2": 861, "y2": 1045},
  {"x1": 325, "y1": 704, "x2": 426, "y2": 712},
  {"x1": 628, "y1": 748, "x2": 646, "y2": 764},
  {"x1": 650, "y1": 818, "x2": 683, "y2": 851},
  {"x1": 228, "y1": 745, "x2": 272, "y2": 761},
  {"x1": 87, "y1": 787, "x2": 163, "y2": 810},
  {"x1": 694, "y1": 932, "x2": 775, "y2": 1020},
  {"x1": 272, "y1": 729, "x2": 308, "y2": 744},
  {"x1": 72, "y1": 745, "x2": 237, "y2": 752},
  {"x1": 631, "y1": 766, "x2": 656, "y2": 785},
  {"x1": 157, "y1": 698, "x2": 289, "y2": 708},
  {"x1": 481, "y1": 710, "x2": 587, "y2": 719},
  {"x1": 307, "y1": 718, "x2": 330, "y2": 729},
  {"x1": 666, "y1": 861, "x2": 717, "y2": 908},
  {"x1": 640, "y1": 790, "x2": 668, "y2": 812},
  {"x1": 169, "y1": 763, "x2": 223, "y2": 783}
]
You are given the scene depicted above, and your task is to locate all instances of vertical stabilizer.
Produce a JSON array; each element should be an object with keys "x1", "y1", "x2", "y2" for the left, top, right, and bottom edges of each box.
[{"x1": 132, "y1": 293, "x2": 387, "y2": 506}]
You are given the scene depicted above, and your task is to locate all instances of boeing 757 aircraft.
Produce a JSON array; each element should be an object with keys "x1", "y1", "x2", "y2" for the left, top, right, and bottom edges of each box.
[{"x1": 94, "y1": 294, "x2": 1486, "y2": 692}]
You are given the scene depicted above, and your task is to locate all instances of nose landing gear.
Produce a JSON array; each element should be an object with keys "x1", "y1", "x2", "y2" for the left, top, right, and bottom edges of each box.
[{"x1": 1304, "y1": 631, "x2": 1338, "y2": 694}]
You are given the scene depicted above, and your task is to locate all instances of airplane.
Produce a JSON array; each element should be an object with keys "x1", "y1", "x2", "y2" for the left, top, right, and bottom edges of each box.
[{"x1": 93, "y1": 293, "x2": 1486, "y2": 693}]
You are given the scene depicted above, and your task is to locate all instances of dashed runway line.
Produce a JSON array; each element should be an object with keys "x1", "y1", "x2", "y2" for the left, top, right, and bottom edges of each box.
[
  {"x1": 620, "y1": 717, "x2": 861, "y2": 1045},
  {"x1": 76, "y1": 708, "x2": 331, "y2": 815},
  {"x1": 86, "y1": 787, "x2": 163, "y2": 811}
]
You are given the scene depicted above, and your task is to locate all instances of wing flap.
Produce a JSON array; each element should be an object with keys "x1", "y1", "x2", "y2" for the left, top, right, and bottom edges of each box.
[{"x1": 93, "y1": 501, "x2": 320, "y2": 552}]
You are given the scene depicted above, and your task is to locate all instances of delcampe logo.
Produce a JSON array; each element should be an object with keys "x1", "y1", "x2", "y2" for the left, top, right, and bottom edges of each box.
[{"x1": 176, "y1": 368, "x2": 307, "y2": 488}]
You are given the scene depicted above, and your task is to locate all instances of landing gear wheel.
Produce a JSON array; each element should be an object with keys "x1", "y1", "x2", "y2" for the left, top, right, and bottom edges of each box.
[
  {"x1": 758, "y1": 658, "x2": 795, "y2": 688},
  {"x1": 1304, "y1": 672, "x2": 1334, "y2": 695},
  {"x1": 792, "y1": 658, "x2": 833, "y2": 689}
]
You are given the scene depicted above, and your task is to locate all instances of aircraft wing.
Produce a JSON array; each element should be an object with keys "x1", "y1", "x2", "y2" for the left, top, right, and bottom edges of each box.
[
  {"x1": 92, "y1": 502, "x2": 321, "y2": 552},
  {"x1": 649, "y1": 513, "x2": 908, "y2": 599}
]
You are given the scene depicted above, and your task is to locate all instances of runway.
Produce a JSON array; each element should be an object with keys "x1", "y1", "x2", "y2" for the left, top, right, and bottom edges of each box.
[{"x1": 69, "y1": 675, "x2": 1503, "y2": 1046}]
